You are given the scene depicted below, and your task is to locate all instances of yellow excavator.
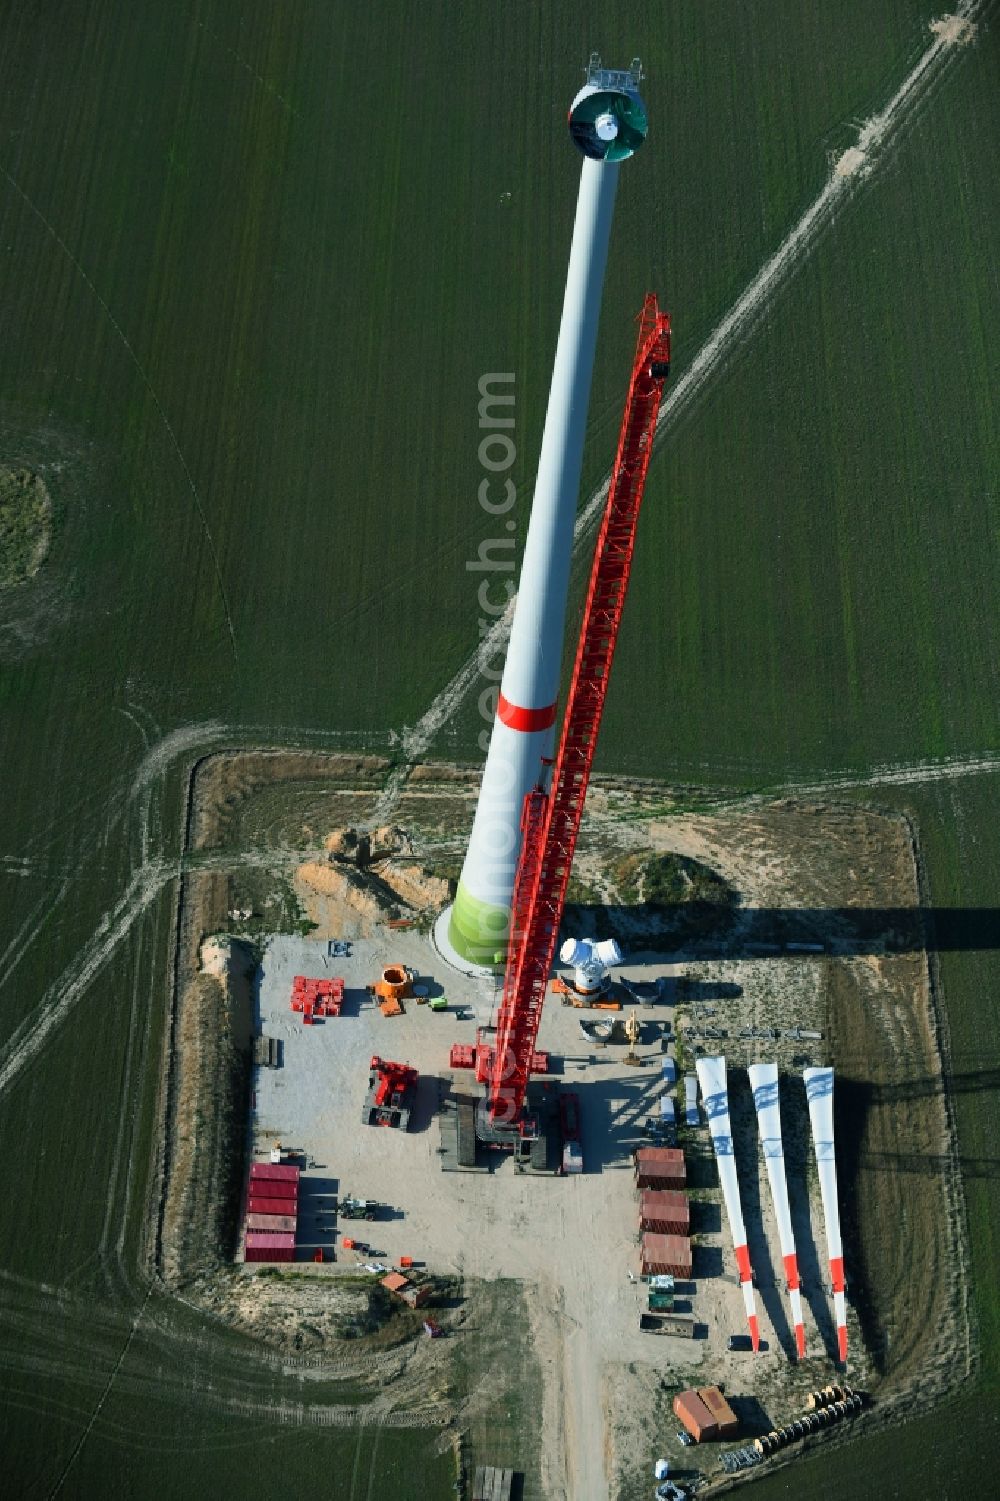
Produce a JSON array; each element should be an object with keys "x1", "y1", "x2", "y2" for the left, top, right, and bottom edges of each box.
[{"x1": 623, "y1": 1009, "x2": 645, "y2": 1066}]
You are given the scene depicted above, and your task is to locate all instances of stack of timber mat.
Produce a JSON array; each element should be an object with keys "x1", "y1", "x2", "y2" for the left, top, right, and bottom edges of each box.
[
  {"x1": 472, "y1": 1467, "x2": 514, "y2": 1501},
  {"x1": 253, "y1": 1036, "x2": 279, "y2": 1067}
]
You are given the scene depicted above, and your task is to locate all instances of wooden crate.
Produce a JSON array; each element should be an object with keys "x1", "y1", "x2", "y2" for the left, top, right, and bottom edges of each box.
[{"x1": 472, "y1": 1465, "x2": 514, "y2": 1501}]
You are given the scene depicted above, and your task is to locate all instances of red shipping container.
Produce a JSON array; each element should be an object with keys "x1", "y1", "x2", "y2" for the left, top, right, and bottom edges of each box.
[
  {"x1": 245, "y1": 1232, "x2": 295, "y2": 1264},
  {"x1": 247, "y1": 1196, "x2": 298, "y2": 1219},
  {"x1": 247, "y1": 1194, "x2": 295, "y2": 1218},
  {"x1": 248, "y1": 1179, "x2": 298, "y2": 1202},
  {"x1": 673, "y1": 1389, "x2": 718, "y2": 1442},
  {"x1": 640, "y1": 1232, "x2": 692, "y2": 1278},
  {"x1": 639, "y1": 1189, "x2": 690, "y2": 1236},
  {"x1": 246, "y1": 1213, "x2": 296, "y2": 1233},
  {"x1": 697, "y1": 1386, "x2": 739, "y2": 1437},
  {"x1": 635, "y1": 1147, "x2": 686, "y2": 1190},
  {"x1": 250, "y1": 1162, "x2": 300, "y2": 1184},
  {"x1": 248, "y1": 1179, "x2": 298, "y2": 1201},
  {"x1": 635, "y1": 1146, "x2": 684, "y2": 1165}
]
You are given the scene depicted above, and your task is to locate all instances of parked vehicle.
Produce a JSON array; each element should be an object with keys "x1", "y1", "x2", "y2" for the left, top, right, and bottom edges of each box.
[{"x1": 339, "y1": 1194, "x2": 382, "y2": 1221}]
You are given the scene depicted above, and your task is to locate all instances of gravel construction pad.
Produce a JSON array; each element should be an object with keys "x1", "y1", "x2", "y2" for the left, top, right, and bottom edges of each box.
[{"x1": 250, "y1": 930, "x2": 846, "y2": 1379}]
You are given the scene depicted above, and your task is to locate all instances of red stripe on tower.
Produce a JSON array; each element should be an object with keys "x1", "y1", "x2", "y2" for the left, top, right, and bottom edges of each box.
[{"x1": 497, "y1": 694, "x2": 558, "y2": 733}]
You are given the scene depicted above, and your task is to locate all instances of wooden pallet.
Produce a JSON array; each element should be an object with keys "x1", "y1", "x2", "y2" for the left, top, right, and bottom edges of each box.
[
  {"x1": 253, "y1": 1036, "x2": 278, "y2": 1067},
  {"x1": 456, "y1": 1097, "x2": 477, "y2": 1168},
  {"x1": 473, "y1": 1465, "x2": 514, "y2": 1501}
]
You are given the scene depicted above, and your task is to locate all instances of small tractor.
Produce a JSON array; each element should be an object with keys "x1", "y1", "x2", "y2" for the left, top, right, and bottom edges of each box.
[
  {"x1": 339, "y1": 1194, "x2": 381, "y2": 1221},
  {"x1": 362, "y1": 1055, "x2": 418, "y2": 1129}
]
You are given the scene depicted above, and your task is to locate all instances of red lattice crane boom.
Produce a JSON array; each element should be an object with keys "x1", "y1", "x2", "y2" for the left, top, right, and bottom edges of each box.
[{"x1": 489, "y1": 294, "x2": 671, "y2": 1124}]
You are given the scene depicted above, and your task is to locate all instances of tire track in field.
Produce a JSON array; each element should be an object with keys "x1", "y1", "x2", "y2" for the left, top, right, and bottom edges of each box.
[
  {"x1": 0, "y1": 168, "x2": 239, "y2": 665},
  {"x1": 88, "y1": 900, "x2": 157, "y2": 1303},
  {"x1": 0, "y1": 880, "x2": 69, "y2": 992},
  {"x1": 0, "y1": 719, "x2": 379, "y2": 1103},
  {"x1": 766, "y1": 751, "x2": 1000, "y2": 800},
  {"x1": 195, "y1": 19, "x2": 298, "y2": 118},
  {"x1": 390, "y1": 4, "x2": 982, "y2": 785},
  {"x1": 45, "y1": 1282, "x2": 154, "y2": 1500},
  {"x1": 0, "y1": 861, "x2": 174, "y2": 1101},
  {"x1": 0, "y1": 1272, "x2": 430, "y2": 1406}
]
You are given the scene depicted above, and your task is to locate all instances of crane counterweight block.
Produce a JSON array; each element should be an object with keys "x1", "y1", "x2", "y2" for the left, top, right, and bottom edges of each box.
[{"x1": 488, "y1": 295, "x2": 671, "y2": 1125}]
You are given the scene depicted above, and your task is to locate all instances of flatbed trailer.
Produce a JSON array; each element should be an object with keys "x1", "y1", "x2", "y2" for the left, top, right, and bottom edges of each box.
[{"x1": 640, "y1": 1312, "x2": 694, "y2": 1337}]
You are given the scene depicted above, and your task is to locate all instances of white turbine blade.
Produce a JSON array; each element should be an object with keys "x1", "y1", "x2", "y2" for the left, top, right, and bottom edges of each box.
[
  {"x1": 748, "y1": 1062, "x2": 795, "y2": 1256},
  {"x1": 789, "y1": 1285, "x2": 806, "y2": 1359},
  {"x1": 804, "y1": 1066, "x2": 847, "y2": 1362},
  {"x1": 696, "y1": 1055, "x2": 759, "y2": 1349},
  {"x1": 834, "y1": 1291, "x2": 848, "y2": 1363},
  {"x1": 749, "y1": 1061, "x2": 804, "y2": 1359},
  {"x1": 742, "y1": 1281, "x2": 760, "y2": 1352}
]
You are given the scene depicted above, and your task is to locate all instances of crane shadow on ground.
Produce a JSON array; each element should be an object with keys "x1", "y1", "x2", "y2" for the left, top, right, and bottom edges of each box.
[
  {"x1": 577, "y1": 1068, "x2": 671, "y2": 1171},
  {"x1": 294, "y1": 1174, "x2": 339, "y2": 1251},
  {"x1": 566, "y1": 902, "x2": 1000, "y2": 957},
  {"x1": 729, "y1": 1394, "x2": 774, "y2": 1435},
  {"x1": 405, "y1": 1073, "x2": 440, "y2": 1135}
]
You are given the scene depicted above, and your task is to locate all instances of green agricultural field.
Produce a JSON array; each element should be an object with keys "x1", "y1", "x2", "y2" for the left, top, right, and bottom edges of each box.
[{"x1": 0, "y1": 0, "x2": 997, "y2": 1496}]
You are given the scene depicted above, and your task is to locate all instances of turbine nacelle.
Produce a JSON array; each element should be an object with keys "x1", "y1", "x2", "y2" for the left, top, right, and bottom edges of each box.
[
  {"x1": 569, "y1": 54, "x2": 647, "y2": 162},
  {"x1": 559, "y1": 936, "x2": 622, "y2": 995}
]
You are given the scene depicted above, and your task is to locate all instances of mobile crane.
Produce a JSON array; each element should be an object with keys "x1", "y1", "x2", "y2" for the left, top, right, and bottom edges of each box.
[{"x1": 484, "y1": 295, "x2": 671, "y2": 1135}]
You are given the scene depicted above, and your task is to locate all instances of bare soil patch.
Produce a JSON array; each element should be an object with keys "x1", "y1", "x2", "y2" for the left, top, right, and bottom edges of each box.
[{"x1": 189, "y1": 750, "x2": 391, "y2": 852}]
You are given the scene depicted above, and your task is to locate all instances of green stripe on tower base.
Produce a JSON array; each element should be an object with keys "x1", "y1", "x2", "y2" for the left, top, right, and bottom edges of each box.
[{"x1": 448, "y1": 881, "x2": 510, "y2": 965}]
